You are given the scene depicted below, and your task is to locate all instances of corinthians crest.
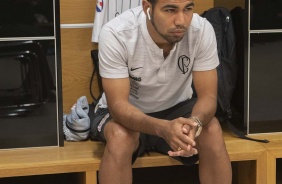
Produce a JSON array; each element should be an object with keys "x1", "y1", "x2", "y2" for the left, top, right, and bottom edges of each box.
[{"x1": 178, "y1": 55, "x2": 190, "y2": 74}]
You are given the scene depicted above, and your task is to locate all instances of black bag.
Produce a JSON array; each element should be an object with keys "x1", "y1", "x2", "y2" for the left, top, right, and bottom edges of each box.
[
  {"x1": 201, "y1": 7, "x2": 268, "y2": 143},
  {"x1": 230, "y1": 6, "x2": 245, "y2": 122},
  {"x1": 202, "y1": 7, "x2": 237, "y2": 122}
]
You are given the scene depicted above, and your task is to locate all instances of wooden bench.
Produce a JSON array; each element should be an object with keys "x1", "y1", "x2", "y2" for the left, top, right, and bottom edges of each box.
[
  {"x1": 0, "y1": 128, "x2": 273, "y2": 184},
  {"x1": 252, "y1": 133, "x2": 282, "y2": 184}
]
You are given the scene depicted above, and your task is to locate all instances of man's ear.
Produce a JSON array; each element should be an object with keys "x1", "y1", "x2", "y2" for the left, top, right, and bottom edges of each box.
[
  {"x1": 142, "y1": 1, "x2": 151, "y2": 13},
  {"x1": 142, "y1": 0, "x2": 151, "y2": 20}
]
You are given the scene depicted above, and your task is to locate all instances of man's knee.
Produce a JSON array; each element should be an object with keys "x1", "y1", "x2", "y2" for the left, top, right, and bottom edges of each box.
[
  {"x1": 104, "y1": 121, "x2": 140, "y2": 154},
  {"x1": 201, "y1": 117, "x2": 222, "y2": 136},
  {"x1": 196, "y1": 117, "x2": 225, "y2": 150}
]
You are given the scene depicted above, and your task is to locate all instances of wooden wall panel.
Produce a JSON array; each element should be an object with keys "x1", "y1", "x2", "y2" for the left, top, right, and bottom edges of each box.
[
  {"x1": 214, "y1": 0, "x2": 245, "y2": 10},
  {"x1": 60, "y1": 0, "x2": 96, "y2": 24},
  {"x1": 61, "y1": 28, "x2": 98, "y2": 112},
  {"x1": 194, "y1": 0, "x2": 214, "y2": 14}
]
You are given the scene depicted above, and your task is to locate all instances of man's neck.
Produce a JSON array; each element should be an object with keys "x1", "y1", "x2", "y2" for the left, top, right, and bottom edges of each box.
[
  {"x1": 162, "y1": 44, "x2": 175, "y2": 59},
  {"x1": 147, "y1": 20, "x2": 174, "y2": 58}
]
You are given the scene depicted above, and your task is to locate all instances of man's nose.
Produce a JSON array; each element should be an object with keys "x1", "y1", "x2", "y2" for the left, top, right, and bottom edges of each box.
[{"x1": 174, "y1": 12, "x2": 186, "y2": 26}]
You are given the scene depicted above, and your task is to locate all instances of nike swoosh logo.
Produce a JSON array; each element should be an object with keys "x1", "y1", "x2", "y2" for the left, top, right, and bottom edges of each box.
[{"x1": 130, "y1": 67, "x2": 143, "y2": 71}]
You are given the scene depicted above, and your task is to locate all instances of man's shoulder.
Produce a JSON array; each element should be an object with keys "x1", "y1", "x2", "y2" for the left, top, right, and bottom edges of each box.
[
  {"x1": 102, "y1": 6, "x2": 143, "y2": 33},
  {"x1": 190, "y1": 13, "x2": 209, "y2": 30}
]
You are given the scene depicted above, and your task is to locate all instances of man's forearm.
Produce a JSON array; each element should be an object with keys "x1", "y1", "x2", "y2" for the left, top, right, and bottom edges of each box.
[
  {"x1": 191, "y1": 95, "x2": 217, "y2": 126},
  {"x1": 191, "y1": 69, "x2": 218, "y2": 126},
  {"x1": 108, "y1": 100, "x2": 167, "y2": 136}
]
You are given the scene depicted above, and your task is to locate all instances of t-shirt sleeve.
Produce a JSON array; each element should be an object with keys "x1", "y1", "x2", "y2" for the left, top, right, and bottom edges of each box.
[
  {"x1": 98, "y1": 25, "x2": 129, "y2": 79},
  {"x1": 193, "y1": 19, "x2": 219, "y2": 71}
]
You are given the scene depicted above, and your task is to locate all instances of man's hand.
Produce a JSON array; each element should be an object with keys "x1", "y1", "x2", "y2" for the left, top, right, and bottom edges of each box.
[{"x1": 160, "y1": 117, "x2": 198, "y2": 157}]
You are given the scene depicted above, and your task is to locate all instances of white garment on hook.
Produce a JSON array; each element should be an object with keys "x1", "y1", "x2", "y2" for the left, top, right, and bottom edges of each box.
[{"x1": 92, "y1": 0, "x2": 142, "y2": 42}]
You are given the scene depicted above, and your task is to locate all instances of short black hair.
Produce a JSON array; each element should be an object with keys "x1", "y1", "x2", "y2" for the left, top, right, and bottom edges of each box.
[{"x1": 147, "y1": 0, "x2": 157, "y2": 6}]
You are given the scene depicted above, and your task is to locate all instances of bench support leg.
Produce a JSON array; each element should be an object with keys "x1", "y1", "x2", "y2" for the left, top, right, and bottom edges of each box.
[
  {"x1": 256, "y1": 150, "x2": 274, "y2": 184},
  {"x1": 84, "y1": 170, "x2": 97, "y2": 184},
  {"x1": 265, "y1": 151, "x2": 276, "y2": 184}
]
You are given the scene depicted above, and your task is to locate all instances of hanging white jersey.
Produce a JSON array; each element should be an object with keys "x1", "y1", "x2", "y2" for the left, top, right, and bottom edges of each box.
[{"x1": 92, "y1": 0, "x2": 142, "y2": 42}]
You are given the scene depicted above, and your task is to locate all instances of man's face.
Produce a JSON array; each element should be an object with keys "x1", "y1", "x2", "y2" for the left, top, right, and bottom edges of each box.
[{"x1": 149, "y1": 0, "x2": 194, "y2": 44}]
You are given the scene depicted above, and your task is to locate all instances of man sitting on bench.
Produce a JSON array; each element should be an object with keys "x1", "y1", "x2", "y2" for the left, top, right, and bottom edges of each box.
[{"x1": 90, "y1": 0, "x2": 232, "y2": 183}]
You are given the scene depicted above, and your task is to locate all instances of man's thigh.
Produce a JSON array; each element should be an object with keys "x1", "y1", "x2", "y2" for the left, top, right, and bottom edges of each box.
[{"x1": 146, "y1": 98, "x2": 197, "y2": 120}]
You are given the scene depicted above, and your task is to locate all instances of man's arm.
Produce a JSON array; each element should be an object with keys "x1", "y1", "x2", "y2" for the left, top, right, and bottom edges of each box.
[
  {"x1": 102, "y1": 77, "x2": 162, "y2": 135},
  {"x1": 191, "y1": 68, "x2": 218, "y2": 126},
  {"x1": 167, "y1": 69, "x2": 217, "y2": 157},
  {"x1": 102, "y1": 77, "x2": 197, "y2": 151}
]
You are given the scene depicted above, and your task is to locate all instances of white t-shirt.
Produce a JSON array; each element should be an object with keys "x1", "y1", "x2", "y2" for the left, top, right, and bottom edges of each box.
[
  {"x1": 97, "y1": 6, "x2": 219, "y2": 113},
  {"x1": 92, "y1": 0, "x2": 142, "y2": 42}
]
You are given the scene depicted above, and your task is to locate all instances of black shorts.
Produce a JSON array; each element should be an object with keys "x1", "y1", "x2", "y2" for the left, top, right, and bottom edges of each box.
[{"x1": 89, "y1": 98, "x2": 199, "y2": 166}]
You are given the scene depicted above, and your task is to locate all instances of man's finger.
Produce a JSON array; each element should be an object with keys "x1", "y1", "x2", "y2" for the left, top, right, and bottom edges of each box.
[
  {"x1": 179, "y1": 133, "x2": 196, "y2": 147},
  {"x1": 182, "y1": 124, "x2": 190, "y2": 134},
  {"x1": 168, "y1": 148, "x2": 198, "y2": 157}
]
